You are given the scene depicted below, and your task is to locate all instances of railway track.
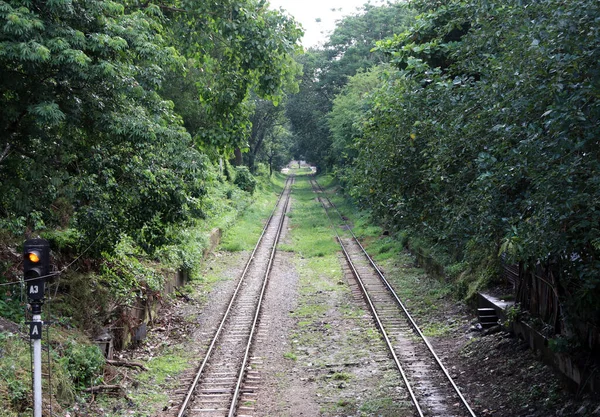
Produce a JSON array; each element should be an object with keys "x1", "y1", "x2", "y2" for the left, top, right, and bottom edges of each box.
[
  {"x1": 309, "y1": 176, "x2": 477, "y2": 417},
  {"x1": 175, "y1": 176, "x2": 294, "y2": 417}
]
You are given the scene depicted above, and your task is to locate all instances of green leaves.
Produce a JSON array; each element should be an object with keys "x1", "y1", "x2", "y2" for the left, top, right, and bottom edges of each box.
[
  {"x1": 287, "y1": 3, "x2": 416, "y2": 170},
  {"x1": 1, "y1": 4, "x2": 44, "y2": 36},
  {"x1": 159, "y1": 0, "x2": 302, "y2": 151},
  {"x1": 335, "y1": 0, "x2": 600, "y2": 342},
  {"x1": 0, "y1": 0, "x2": 208, "y2": 252},
  {"x1": 28, "y1": 102, "x2": 65, "y2": 126}
]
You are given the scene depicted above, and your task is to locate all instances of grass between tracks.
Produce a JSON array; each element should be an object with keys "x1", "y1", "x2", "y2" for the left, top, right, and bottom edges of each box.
[{"x1": 284, "y1": 174, "x2": 411, "y2": 416}]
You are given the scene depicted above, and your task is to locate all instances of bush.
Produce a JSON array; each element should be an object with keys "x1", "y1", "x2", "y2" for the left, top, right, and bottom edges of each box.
[
  {"x1": 60, "y1": 341, "x2": 104, "y2": 389},
  {"x1": 234, "y1": 166, "x2": 257, "y2": 194}
]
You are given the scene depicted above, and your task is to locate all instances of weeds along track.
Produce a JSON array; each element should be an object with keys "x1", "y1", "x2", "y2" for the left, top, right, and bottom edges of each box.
[
  {"x1": 309, "y1": 176, "x2": 476, "y2": 417},
  {"x1": 176, "y1": 176, "x2": 294, "y2": 417}
]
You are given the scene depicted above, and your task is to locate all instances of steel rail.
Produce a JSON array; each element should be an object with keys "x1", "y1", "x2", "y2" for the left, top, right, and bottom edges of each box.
[
  {"x1": 307, "y1": 177, "x2": 425, "y2": 417},
  {"x1": 313, "y1": 176, "x2": 477, "y2": 417},
  {"x1": 311, "y1": 175, "x2": 477, "y2": 417},
  {"x1": 350, "y1": 232, "x2": 477, "y2": 417},
  {"x1": 337, "y1": 236, "x2": 425, "y2": 417},
  {"x1": 177, "y1": 176, "x2": 293, "y2": 417},
  {"x1": 312, "y1": 177, "x2": 476, "y2": 417},
  {"x1": 228, "y1": 176, "x2": 293, "y2": 417}
]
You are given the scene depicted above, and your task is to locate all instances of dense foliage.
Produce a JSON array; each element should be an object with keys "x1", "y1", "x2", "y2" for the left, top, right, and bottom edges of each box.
[
  {"x1": 0, "y1": 0, "x2": 302, "y2": 254},
  {"x1": 0, "y1": 4, "x2": 303, "y2": 395},
  {"x1": 0, "y1": 0, "x2": 300, "y2": 397},
  {"x1": 286, "y1": 2, "x2": 415, "y2": 170},
  {"x1": 309, "y1": 0, "x2": 600, "y2": 345}
]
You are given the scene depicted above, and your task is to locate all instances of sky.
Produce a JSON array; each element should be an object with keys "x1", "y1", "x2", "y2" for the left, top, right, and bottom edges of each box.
[{"x1": 268, "y1": 0, "x2": 387, "y2": 47}]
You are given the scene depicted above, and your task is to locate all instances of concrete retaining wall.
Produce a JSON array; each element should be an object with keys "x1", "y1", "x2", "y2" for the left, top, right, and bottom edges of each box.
[
  {"x1": 103, "y1": 228, "x2": 220, "y2": 351},
  {"x1": 478, "y1": 293, "x2": 600, "y2": 394}
]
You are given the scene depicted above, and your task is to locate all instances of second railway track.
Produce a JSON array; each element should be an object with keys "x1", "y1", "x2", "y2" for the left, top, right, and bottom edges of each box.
[
  {"x1": 309, "y1": 176, "x2": 477, "y2": 417},
  {"x1": 176, "y1": 176, "x2": 294, "y2": 417}
]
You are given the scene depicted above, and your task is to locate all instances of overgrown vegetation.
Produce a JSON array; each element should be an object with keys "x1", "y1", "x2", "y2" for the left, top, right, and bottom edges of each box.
[
  {"x1": 0, "y1": 0, "x2": 303, "y2": 321},
  {"x1": 0, "y1": 0, "x2": 301, "y2": 396},
  {"x1": 0, "y1": 327, "x2": 106, "y2": 416},
  {"x1": 287, "y1": 0, "x2": 600, "y2": 350},
  {"x1": 0, "y1": 169, "x2": 284, "y2": 416},
  {"x1": 3, "y1": 0, "x2": 599, "y2": 409}
]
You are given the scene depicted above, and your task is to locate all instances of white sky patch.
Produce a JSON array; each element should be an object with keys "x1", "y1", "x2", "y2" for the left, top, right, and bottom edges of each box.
[{"x1": 268, "y1": 0, "x2": 388, "y2": 48}]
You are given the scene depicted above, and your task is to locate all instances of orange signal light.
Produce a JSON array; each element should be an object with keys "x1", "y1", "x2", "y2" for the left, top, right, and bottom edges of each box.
[{"x1": 28, "y1": 252, "x2": 40, "y2": 263}]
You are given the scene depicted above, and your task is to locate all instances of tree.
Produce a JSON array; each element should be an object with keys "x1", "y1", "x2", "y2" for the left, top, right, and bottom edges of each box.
[
  {"x1": 0, "y1": 0, "x2": 303, "y2": 253},
  {"x1": 286, "y1": 2, "x2": 415, "y2": 171},
  {"x1": 345, "y1": 0, "x2": 600, "y2": 345},
  {"x1": 285, "y1": 51, "x2": 332, "y2": 170},
  {"x1": 320, "y1": 2, "x2": 415, "y2": 97},
  {"x1": 256, "y1": 124, "x2": 293, "y2": 176},
  {"x1": 246, "y1": 97, "x2": 286, "y2": 173},
  {"x1": 0, "y1": 0, "x2": 199, "y2": 249},
  {"x1": 328, "y1": 65, "x2": 387, "y2": 169},
  {"x1": 162, "y1": 0, "x2": 303, "y2": 153}
]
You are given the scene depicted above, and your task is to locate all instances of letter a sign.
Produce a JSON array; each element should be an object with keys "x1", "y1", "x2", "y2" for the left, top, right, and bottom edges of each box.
[{"x1": 30, "y1": 322, "x2": 42, "y2": 340}]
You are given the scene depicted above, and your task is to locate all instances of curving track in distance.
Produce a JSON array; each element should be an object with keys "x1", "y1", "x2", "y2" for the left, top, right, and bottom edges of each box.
[
  {"x1": 176, "y1": 176, "x2": 294, "y2": 417},
  {"x1": 309, "y1": 176, "x2": 477, "y2": 417}
]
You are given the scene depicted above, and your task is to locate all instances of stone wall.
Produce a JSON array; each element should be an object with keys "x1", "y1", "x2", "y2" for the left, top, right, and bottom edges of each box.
[{"x1": 100, "y1": 228, "x2": 220, "y2": 352}]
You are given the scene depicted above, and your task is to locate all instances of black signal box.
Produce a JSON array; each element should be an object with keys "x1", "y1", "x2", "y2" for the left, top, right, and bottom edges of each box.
[{"x1": 23, "y1": 239, "x2": 50, "y2": 301}]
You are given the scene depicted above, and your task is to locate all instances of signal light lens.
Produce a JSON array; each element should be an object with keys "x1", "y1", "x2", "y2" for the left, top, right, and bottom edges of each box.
[{"x1": 28, "y1": 252, "x2": 40, "y2": 263}]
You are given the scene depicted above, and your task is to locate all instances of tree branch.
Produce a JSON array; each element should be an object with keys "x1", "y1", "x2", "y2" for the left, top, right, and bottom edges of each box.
[
  {"x1": 106, "y1": 359, "x2": 149, "y2": 371},
  {"x1": 157, "y1": 4, "x2": 188, "y2": 13},
  {"x1": 0, "y1": 143, "x2": 11, "y2": 165},
  {"x1": 83, "y1": 384, "x2": 125, "y2": 393}
]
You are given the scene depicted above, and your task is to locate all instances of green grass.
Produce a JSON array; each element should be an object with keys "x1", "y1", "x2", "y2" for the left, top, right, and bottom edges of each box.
[
  {"x1": 282, "y1": 175, "x2": 414, "y2": 416},
  {"x1": 291, "y1": 301, "x2": 329, "y2": 319},
  {"x1": 369, "y1": 237, "x2": 403, "y2": 262},
  {"x1": 219, "y1": 177, "x2": 284, "y2": 252},
  {"x1": 370, "y1": 250, "x2": 457, "y2": 338},
  {"x1": 422, "y1": 321, "x2": 454, "y2": 337},
  {"x1": 286, "y1": 176, "x2": 340, "y2": 258},
  {"x1": 135, "y1": 348, "x2": 190, "y2": 385},
  {"x1": 125, "y1": 346, "x2": 194, "y2": 415},
  {"x1": 281, "y1": 176, "x2": 350, "y2": 370},
  {"x1": 0, "y1": 332, "x2": 34, "y2": 414},
  {"x1": 329, "y1": 372, "x2": 352, "y2": 381}
]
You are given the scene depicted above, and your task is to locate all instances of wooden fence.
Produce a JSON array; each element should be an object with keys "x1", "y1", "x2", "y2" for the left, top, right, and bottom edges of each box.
[{"x1": 504, "y1": 260, "x2": 600, "y2": 350}]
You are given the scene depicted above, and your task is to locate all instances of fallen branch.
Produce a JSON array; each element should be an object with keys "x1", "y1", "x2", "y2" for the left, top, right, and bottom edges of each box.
[
  {"x1": 174, "y1": 286, "x2": 191, "y2": 302},
  {"x1": 106, "y1": 359, "x2": 148, "y2": 371},
  {"x1": 84, "y1": 385, "x2": 123, "y2": 394}
]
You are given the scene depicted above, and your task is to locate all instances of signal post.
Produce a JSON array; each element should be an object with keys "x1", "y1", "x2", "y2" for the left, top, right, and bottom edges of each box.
[{"x1": 23, "y1": 239, "x2": 50, "y2": 417}]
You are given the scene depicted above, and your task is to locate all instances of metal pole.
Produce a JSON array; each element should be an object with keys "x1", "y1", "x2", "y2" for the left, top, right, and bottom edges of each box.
[{"x1": 32, "y1": 311, "x2": 42, "y2": 417}]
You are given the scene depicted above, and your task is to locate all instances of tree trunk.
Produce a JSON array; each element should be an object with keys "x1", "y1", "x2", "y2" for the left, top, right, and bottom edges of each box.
[
  {"x1": 234, "y1": 148, "x2": 243, "y2": 166},
  {"x1": 248, "y1": 151, "x2": 256, "y2": 173}
]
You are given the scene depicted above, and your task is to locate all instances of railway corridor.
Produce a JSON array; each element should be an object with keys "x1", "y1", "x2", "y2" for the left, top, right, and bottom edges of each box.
[
  {"x1": 165, "y1": 173, "x2": 474, "y2": 417},
  {"x1": 42, "y1": 174, "x2": 593, "y2": 417},
  {"x1": 165, "y1": 173, "x2": 480, "y2": 417},
  {"x1": 310, "y1": 176, "x2": 475, "y2": 417}
]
